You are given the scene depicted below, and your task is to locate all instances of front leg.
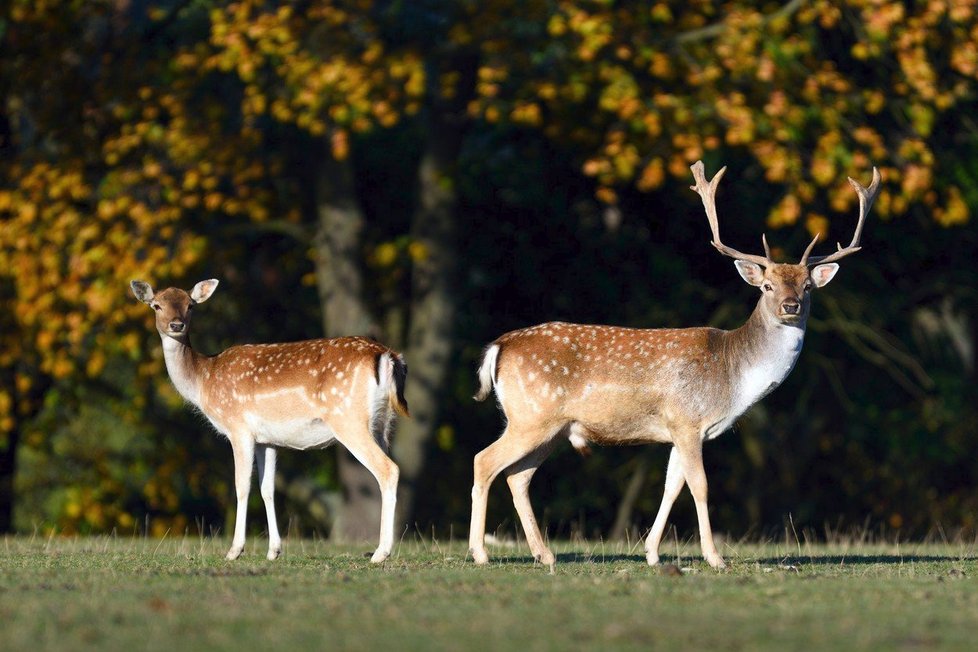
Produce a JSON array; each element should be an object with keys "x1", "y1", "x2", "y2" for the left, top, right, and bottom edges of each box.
[
  {"x1": 674, "y1": 441, "x2": 725, "y2": 569},
  {"x1": 256, "y1": 444, "x2": 282, "y2": 560},
  {"x1": 226, "y1": 436, "x2": 255, "y2": 561}
]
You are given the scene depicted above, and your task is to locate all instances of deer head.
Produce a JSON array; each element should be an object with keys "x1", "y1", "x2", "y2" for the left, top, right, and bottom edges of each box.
[
  {"x1": 690, "y1": 161, "x2": 881, "y2": 325},
  {"x1": 130, "y1": 279, "x2": 220, "y2": 341}
]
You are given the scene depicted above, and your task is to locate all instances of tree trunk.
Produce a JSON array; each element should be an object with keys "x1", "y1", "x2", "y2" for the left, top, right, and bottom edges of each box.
[
  {"x1": 0, "y1": 427, "x2": 17, "y2": 532},
  {"x1": 274, "y1": 473, "x2": 340, "y2": 534},
  {"x1": 390, "y1": 54, "x2": 474, "y2": 530},
  {"x1": 608, "y1": 451, "x2": 651, "y2": 542},
  {"x1": 312, "y1": 146, "x2": 384, "y2": 543},
  {"x1": 0, "y1": 73, "x2": 20, "y2": 532},
  {"x1": 311, "y1": 50, "x2": 474, "y2": 538},
  {"x1": 392, "y1": 147, "x2": 458, "y2": 529}
]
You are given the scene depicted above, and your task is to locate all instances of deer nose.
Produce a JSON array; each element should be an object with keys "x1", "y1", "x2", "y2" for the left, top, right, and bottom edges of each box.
[
  {"x1": 168, "y1": 321, "x2": 185, "y2": 333},
  {"x1": 781, "y1": 300, "x2": 800, "y2": 315}
]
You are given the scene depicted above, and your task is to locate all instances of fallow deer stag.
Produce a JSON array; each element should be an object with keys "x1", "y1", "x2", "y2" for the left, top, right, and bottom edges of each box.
[
  {"x1": 469, "y1": 161, "x2": 880, "y2": 569},
  {"x1": 131, "y1": 279, "x2": 409, "y2": 562}
]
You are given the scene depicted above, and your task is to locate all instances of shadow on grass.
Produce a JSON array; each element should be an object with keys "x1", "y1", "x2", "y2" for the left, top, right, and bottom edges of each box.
[
  {"x1": 488, "y1": 553, "x2": 649, "y2": 565},
  {"x1": 486, "y1": 553, "x2": 976, "y2": 566},
  {"x1": 754, "y1": 555, "x2": 976, "y2": 565}
]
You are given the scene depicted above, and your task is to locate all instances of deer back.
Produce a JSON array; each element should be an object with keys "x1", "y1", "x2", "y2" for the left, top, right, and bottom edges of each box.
[
  {"x1": 482, "y1": 322, "x2": 738, "y2": 442},
  {"x1": 197, "y1": 337, "x2": 406, "y2": 447}
]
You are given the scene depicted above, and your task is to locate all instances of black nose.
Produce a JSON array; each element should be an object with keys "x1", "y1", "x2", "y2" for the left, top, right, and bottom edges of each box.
[
  {"x1": 781, "y1": 301, "x2": 800, "y2": 315},
  {"x1": 168, "y1": 321, "x2": 185, "y2": 333}
]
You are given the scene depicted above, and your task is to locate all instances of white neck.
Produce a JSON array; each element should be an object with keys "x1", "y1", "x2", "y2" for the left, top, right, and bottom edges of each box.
[
  {"x1": 161, "y1": 334, "x2": 203, "y2": 407},
  {"x1": 730, "y1": 309, "x2": 806, "y2": 416},
  {"x1": 732, "y1": 320, "x2": 805, "y2": 414}
]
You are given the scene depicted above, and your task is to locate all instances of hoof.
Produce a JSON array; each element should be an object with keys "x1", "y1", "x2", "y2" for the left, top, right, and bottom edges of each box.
[
  {"x1": 535, "y1": 550, "x2": 556, "y2": 567},
  {"x1": 267, "y1": 548, "x2": 282, "y2": 561},
  {"x1": 226, "y1": 547, "x2": 243, "y2": 561},
  {"x1": 645, "y1": 551, "x2": 660, "y2": 566},
  {"x1": 471, "y1": 548, "x2": 489, "y2": 565},
  {"x1": 370, "y1": 550, "x2": 390, "y2": 564},
  {"x1": 706, "y1": 555, "x2": 726, "y2": 570}
]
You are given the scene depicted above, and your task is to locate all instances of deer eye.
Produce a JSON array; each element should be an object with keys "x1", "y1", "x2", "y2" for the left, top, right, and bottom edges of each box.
[
  {"x1": 803, "y1": 282, "x2": 812, "y2": 293},
  {"x1": 762, "y1": 283, "x2": 773, "y2": 292}
]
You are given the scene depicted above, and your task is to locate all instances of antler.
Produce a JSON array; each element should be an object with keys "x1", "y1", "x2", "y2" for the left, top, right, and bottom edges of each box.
[
  {"x1": 690, "y1": 161, "x2": 772, "y2": 267},
  {"x1": 802, "y1": 167, "x2": 882, "y2": 266}
]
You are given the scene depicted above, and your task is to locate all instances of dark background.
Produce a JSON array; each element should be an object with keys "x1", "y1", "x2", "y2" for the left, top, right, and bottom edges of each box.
[{"x1": 1, "y1": 1, "x2": 975, "y2": 543}]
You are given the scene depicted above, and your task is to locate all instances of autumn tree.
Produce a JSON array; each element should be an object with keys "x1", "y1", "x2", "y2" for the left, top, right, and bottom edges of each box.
[{"x1": 0, "y1": 1, "x2": 279, "y2": 532}]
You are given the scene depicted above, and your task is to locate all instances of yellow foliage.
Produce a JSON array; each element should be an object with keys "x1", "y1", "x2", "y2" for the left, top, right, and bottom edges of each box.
[
  {"x1": 408, "y1": 241, "x2": 429, "y2": 263},
  {"x1": 86, "y1": 352, "x2": 107, "y2": 378},
  {"x1": 373, "y1": 242, "x2": 399, "y2": 267},
  {"x1": 935, "y1": 187, "x2": 969, "y2": 227},
  {"x1": 768, "y1": 194, "x2": 802, "y2": 228},
  {"x1": 637, "y1": 158, "x2": 665, "y2": 191},
  {"x1": 595, "y1": 187, "x2": 618, "y2": 205},
  {"x1": 805, "y1": 213, "x2": 830, "y2": 240}
]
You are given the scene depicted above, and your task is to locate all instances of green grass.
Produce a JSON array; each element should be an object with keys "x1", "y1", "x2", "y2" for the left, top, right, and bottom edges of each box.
[{"x1": 1, "y1": 534, "x2": 977, "y2": 651}]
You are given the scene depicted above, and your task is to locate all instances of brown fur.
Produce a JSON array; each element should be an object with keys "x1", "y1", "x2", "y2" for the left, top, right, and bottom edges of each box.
[
  {"x1": 469, "y1": 262, "x2": 831, "y2": 570},
  {"x1": 133, "y1": 280, "x2": 406, "y2": 563}
]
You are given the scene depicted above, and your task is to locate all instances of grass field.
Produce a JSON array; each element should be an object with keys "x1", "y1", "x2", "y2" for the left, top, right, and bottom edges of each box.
[{"x1": 1, "y1": 534, "x2": 976, "y2": 651}]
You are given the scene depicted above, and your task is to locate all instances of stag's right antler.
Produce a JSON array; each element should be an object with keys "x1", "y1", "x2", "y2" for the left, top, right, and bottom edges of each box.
[
  {"x1": 802, "y1": 167, "x2": 882, "y2": 266},
  {"x1": 689, "y1": 161, "x2": 772, "y2": 267}
]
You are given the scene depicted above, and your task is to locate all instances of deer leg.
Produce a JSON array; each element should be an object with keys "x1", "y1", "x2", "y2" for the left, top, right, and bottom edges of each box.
[
  {"x1": 644, "y1": 446, "x2": 686, "y2": 565},
  {"x1": 255, "y1": 445, "x2": 282, "y2": 560},
  {"x1": 336, "y1": 427, "x2": 399, "y2": 564},
  {"x1": 227, "y1": 436, "x2": 255, "y2": 560},
  {"x1": 505, "y1": 441, "x2": 557, "y2": 566},
  {"x1": 674, "y1": 441, "x2": 725, "y2": 569},
  {"x1": 469, "y1": 425, "x2": 554, "y2": 565}
]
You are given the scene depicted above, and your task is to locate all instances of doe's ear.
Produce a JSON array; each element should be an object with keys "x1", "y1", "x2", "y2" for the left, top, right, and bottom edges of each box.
[
  {"x1": 733, "y1": 260, "x2": 765, "y2": 287},
  {"x1": 190, "y1": 279, "x2": 220, "y2": 303},
  {"x1": 811, "y1": 263, "x2": 840, "y2": 288},
  {"x1": 130, "y1": 280, "x2": 155, "y2": 304}
]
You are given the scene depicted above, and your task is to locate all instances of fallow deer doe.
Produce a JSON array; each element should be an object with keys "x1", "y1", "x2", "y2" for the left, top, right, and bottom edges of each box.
[
  {"x1": 131, "y1": 279, "x2": 409, "y2": 562},
  {"x1": 470, "y1": 160, "x2": 880, "y2": 569}
]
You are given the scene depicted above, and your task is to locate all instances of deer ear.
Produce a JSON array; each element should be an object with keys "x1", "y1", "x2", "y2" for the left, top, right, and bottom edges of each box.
[
  {"x1": 733, "y1": 260, "x2": 765, "y2": 287},
  {"x1": 190, "y1": 279, "x2": 219, "y2": 303},
  {"x1": 130, "y1": 280, "x2": 155, "y2": 304},
  {"x1": 811, "y1": 263, "x2": 840, "y2": 288}
]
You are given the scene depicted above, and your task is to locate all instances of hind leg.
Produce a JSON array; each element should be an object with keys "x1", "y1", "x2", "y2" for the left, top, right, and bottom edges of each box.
[
  {"x1": 505, "y1": 441, "x2": 557, "y2": 566},
  {"x1": 256, "y1": 445, "x2": 282, "y2": 560},
  {"x1": 644, "y1": 446, "x2": 685, "y2": 565},
  {"x1": 469, "y1": 425, "x2": 556, "y2": 565},
  {"x1": 337, "y1": 425, "x2": 400, "y2": 563}
]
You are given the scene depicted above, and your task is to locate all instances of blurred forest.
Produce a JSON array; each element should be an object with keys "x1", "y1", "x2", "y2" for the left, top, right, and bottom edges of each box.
[{"x1": 0, "y1": 0, "x2": 976, "y2": 544}]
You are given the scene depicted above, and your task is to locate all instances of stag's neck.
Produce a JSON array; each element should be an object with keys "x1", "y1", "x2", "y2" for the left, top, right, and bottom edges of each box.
[
  {"x1": 723, "y1": 299, "x2": 807, "y2": 414},
  {"x1": 161, "y1": 334, "x2": 208, "y2": 407}
]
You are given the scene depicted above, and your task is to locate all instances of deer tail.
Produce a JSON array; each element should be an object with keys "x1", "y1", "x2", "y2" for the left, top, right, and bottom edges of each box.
[
  {"x1": 380, "y1": 351, "x2": 410, "y2": 418},
  {"x1": 474, "y1": 344, "x2": 500, "y2": 402}
]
